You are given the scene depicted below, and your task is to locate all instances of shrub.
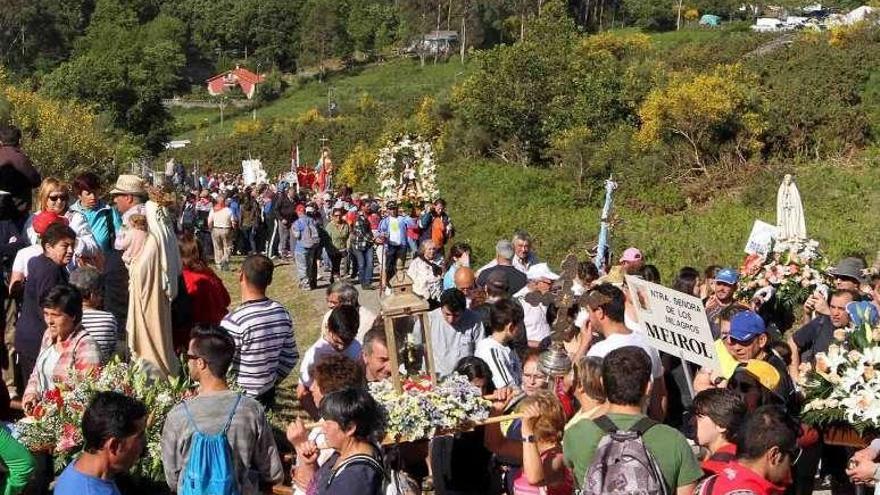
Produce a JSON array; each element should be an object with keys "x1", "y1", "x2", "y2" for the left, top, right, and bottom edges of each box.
[{"x1": 637, "y1": 64, "x2": 764, "y2": 172}]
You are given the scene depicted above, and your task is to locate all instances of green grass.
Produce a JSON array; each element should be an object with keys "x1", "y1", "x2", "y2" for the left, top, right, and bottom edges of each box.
[
  {"x1": 172, "y1": 58, "x2": 472, "y2": 141},
  {"x1": 442, "y1": 158, "x2": 880, "y2": 282}
]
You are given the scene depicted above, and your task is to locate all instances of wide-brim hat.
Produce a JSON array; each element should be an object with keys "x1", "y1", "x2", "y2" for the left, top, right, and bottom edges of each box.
[
  {"x1": 109, "y1": 175, "x2": 147, "y2": 196},
  {"x1": 828, "y1": 257, "x2": 867, "y2": 284}
]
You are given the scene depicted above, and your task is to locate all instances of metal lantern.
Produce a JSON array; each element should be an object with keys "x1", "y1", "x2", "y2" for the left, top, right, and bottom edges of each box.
[{"x1": 380, "y1": 263, "x2": 436, "y2": 393}]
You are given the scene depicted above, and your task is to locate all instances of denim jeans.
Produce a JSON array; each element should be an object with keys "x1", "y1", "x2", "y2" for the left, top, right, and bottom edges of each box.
[
  {"x1": 294, "y1": 250, "x2": 307, "y2": 283},
  {"x1": 351, "y1": 247, "x2": 374, "y2": 288}
]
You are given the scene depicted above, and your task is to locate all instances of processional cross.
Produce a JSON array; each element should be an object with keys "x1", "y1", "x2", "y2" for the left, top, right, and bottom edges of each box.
[{"x1": 524, "y1": 254, "x2": 585, "y2": 376}]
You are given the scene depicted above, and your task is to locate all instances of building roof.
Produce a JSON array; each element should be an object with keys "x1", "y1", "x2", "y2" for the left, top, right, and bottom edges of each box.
[{"x1": 205, "y1": 66, "x2": 265, "y2": 85}]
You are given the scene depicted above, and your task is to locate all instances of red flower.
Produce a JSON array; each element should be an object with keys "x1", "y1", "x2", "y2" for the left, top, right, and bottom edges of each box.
[
  {"x1": 45, "y1": 388, "x2": 63, "y2": 407},
  {"x1": 402, "y1": 376, "x2": 433, "y2": 392},
  {"x1": 31, "y1": 404, "x2": 44, "y2": 419}
]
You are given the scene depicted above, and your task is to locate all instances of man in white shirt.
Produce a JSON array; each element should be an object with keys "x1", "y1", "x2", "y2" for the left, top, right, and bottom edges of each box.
[
  {"x1": 514, "y1": 263, "x2": 558, "y2": 347},
  {"x1": 585, "y1": 283, "x2": 667, "y2": 420},
  {"x1": 475, "y1": 298, "x2": 524, "y2": 390}
]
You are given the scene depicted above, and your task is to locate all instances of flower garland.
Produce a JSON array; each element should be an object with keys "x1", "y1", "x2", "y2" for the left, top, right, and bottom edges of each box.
[
  {"x1": 368, "y1": 373, "x2": 490, "y2": 442},
  {"x1": 14, "y1": 358, "x2": 192, "y2": 479},
  {"x1": 800, "y1": 303, "x2": 880, "y2": 433},
  {"x1": 375, "y1": 135, "x2": 439, "y2": 203},
  {"x1": 736, "y1": 238, "x2": 830, "y2": 309}
]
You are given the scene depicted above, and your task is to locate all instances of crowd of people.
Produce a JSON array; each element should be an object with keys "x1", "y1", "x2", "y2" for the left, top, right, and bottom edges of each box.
[{"x1": 2, "y1": 123, "x2": 880, "y2": 495}]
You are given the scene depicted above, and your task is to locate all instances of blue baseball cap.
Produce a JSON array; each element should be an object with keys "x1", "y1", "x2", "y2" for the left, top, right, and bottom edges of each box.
[
  {"x1": 716, "y1": 268, "x2": 739, "y2": 286},
  {"x1": 729, "y1": 311, "x2": 766, "y2": 342}
]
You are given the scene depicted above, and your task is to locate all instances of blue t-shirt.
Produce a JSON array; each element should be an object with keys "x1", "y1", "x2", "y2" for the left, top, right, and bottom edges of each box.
[
  {"x1": 443, "y1": 265, "x2": 459, "y2": 290},
  {"x1": 55, "y1": 461, "x2": 121, "y2": 495}
]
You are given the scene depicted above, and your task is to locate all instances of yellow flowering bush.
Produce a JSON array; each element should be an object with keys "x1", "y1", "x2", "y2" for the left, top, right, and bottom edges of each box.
[{"x1": 0, "y1": 69, "x2": 140, "y2": 180}]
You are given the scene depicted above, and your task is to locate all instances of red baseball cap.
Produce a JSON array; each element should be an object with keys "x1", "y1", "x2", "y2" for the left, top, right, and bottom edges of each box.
[{"x1": 33, "y1": 212, "x2": 69, "y2": 235}]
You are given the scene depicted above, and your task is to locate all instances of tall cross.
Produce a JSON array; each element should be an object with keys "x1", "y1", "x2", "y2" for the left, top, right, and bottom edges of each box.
[
  {"x1": 319, "y1": 135, "x2": 330, "y2": 148},
  {"x1": 524, "y1": 253, "x2": 584, "y2": 344},
  {"x1": 523, "y1": 253, "x2": 584, "y2": 376}
]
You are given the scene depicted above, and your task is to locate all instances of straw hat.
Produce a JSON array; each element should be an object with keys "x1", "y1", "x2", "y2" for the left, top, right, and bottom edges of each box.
[{"x1": 109, "y1": 175, "x2": 147, "y2": 196}]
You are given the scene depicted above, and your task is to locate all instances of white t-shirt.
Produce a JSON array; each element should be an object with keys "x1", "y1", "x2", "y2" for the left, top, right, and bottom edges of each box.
[
  {"x1": 298, "y1": 338, "x2": 362, "y2": 388},
  {"x1": 587, "y1": 331, "x2": 664, "y2": 379},
  {"x1": 514, "y1": 287, "x2": 551, "y2": 343},
  {"x1": 12, "y1": 244, "x2": 43, "y2": 277},
  {"x1": 475, "y1": 337, "x2": 522, "y2": 390}
]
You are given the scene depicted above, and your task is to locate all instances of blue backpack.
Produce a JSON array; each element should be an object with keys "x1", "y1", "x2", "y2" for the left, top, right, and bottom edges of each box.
[{"x1": 180, "y1": 394, "x2": 242, "y2": 495}]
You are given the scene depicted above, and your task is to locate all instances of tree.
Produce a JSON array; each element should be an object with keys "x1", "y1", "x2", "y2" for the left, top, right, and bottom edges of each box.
[
  {"x1": 453, "y1": 0, "x2": 578, "y2": 163},
  {"x1": 0, "y1": 0, "x2": 94, "y2": 75},
  {"x1": 42, "y1": 0, "x2": 186, "y2": 153},
  {"x1": 1, "y1": 69, "x2": 140, "y2": 181},
  {"x1": 637, "y1": 64, "x2": 765, "y2": 173},
  {"x1": 346, "y1": 1, "x2": 400, "y2": 55},
  {"x1": 622, "y1": 0, "x2": 677, "y2": 30},
  {"x1": 298, "y1": 0, "x2": 351, "y2": 76}
]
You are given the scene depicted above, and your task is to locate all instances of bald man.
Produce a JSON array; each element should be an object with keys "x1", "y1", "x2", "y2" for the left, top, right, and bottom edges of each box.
[{"x1": 454, "y1": 266, "x2": 477, "y2": 307}]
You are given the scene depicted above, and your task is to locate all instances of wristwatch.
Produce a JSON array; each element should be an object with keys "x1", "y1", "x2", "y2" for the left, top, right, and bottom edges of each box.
[{"x1": 523, "y1": 435, "x2": 536, "y2": 443}]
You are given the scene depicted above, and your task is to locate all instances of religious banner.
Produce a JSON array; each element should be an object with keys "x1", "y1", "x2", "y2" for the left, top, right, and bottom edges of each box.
[
  {"x1": 241, "y1": 159, "x2": 267, "y2": 185},
  {"x1": 744, "y1": 219, "x2": 778, "y2": 256},
  {"x1": 625, "y1": 275, "x2": 719, "y2": 371}
]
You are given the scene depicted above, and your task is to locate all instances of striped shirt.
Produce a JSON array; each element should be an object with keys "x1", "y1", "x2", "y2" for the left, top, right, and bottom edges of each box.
[
  {"x1": 475, "y1": 336, "x2": 522, "y2": 390},
  {"x1": 81, "y1": 308, "x2": 119, "y2": 364},
  {"x1": 221, "y1": 298, "x2": 298, "y2": 396}
]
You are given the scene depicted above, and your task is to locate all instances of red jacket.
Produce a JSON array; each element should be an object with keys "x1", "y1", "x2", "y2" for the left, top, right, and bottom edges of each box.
[
  {"x1": 701, "y1": 443, "x2": 737, "y2": 476},
  {"x1": 701, "y1": 462, "x2": 786, "y2": 495},
  {"x1": 182, "y1": 268, "x2": 231, "y2": 326}
]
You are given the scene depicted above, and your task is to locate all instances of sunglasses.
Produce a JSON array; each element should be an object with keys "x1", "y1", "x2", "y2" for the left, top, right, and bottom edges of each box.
[
  {"x1": 48, "y1": 194, "x2": 67, "y2": 202},
  {"x1": 724, "y1": 334, "x2": 758, "y2": 346}
]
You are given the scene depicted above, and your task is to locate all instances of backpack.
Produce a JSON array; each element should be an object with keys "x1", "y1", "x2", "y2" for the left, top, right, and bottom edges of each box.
[
  {"x1": 324, "y1": 452, "x2": 403, "y2": 495},
  {"x1": 582, "y1": 415, "x2": 669, "y2": 495},
  {"x1": 695, "y1": 475, "x2": 718, "y2": 495},
  {"x1": 180, "y1": 394, "x2": 242, "y2": 495},
  {"x1": 298, "y1": 218, "x2": 319, "y2": 248}
]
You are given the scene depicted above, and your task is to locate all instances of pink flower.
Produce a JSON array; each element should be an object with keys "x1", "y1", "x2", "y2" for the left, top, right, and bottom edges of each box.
[{"x1": 57, "y1": 423, "x2": 81, "y2": 452}]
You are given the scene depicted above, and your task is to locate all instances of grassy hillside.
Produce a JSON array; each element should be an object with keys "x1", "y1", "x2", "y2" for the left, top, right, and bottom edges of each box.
[
  {"x1": 442, "y1": 158, "x2": 880, "y2": 279},
  {"x1": 168, "y1": 29, "x2": 880, "y2": 277},
  {"x1": 172, "y1": 59, "x2": 471, "y2": 141}
]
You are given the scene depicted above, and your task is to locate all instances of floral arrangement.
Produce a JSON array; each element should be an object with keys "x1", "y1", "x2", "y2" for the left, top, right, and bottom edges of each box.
[
  {"x1": 375, "y1": 134, "x2": 438, "y2": 203},
  {"x1": 368, "y1": 373, "x2": 490, "y2": 442},
  {"x1": 799, "y1": 302, "x2": 880, "y2": 433},
  {"x1": 736, "y1": 238, "x2": 830, "y2": 309},
  {"x1": 14, "y1": 358, "x2": 192, "y2": 479}
]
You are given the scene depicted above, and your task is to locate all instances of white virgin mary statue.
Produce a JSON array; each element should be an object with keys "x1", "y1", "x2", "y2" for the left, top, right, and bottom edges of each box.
[
  {"x1": 127, "y1": 200, "x2": 182, "y2": 378},
  {"x1": 776, "y1": 174, "x2": 806, "y2": 241}
]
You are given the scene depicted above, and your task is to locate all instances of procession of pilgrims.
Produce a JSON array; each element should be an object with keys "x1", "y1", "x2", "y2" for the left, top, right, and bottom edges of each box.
[{"x1": 0, "y1": 123, "x2": 878, "y2": 495}]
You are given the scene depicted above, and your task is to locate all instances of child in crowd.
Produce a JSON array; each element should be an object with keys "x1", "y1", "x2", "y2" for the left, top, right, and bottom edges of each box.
[
  {"x1": 295, "y1": 305, "x2": 363, "y2": 417},
  {"x1": 120, "y1": 213, "x2": 147, "y2": 263},
  {"x1": 692, "y1": 388, "x2": 747, "y2": 476}
]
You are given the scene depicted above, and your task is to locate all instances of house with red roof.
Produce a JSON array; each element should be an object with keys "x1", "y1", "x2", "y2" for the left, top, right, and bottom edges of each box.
[{"x1": 206, "y1": 65, "x2": 265, "y2": 99}]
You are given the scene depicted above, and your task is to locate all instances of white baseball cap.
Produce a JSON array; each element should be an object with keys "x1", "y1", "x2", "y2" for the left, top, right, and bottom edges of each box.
[{"x1": 527, "y1": 263, "x2": 560, "y2": 282}]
